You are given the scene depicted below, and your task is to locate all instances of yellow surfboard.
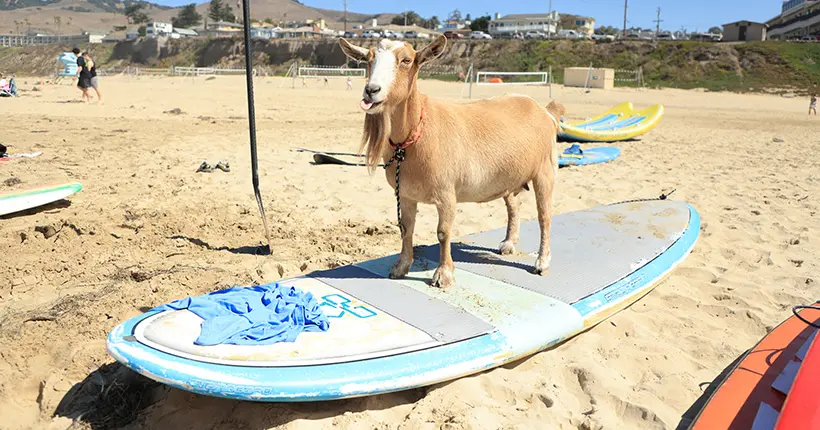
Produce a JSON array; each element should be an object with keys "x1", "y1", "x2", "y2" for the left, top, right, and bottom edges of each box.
[{"x1": 560, "y1": 102, "x2": 664, "y2": 142}]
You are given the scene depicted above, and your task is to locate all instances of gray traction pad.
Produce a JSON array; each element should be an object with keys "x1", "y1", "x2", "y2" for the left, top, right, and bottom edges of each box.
[
  {"x1": 416, "y1": 200, "x2": 691, "y2": 304},
  {"x1": 309, "y1": 265, "x2": 495, "y2": 343}
]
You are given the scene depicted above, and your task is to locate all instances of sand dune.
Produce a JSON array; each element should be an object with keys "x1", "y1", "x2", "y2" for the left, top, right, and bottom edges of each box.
[{"x1": 0, "y1": 75, "x2": 817, "y2": 430}]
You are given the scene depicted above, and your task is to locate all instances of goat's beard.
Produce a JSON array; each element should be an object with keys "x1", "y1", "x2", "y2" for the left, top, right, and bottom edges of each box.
[{"x1": 360, "y1": 112, "x2": 391, "y2": 174}]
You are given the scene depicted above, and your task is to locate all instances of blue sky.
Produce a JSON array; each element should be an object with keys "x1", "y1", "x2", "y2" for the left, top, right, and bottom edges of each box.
[{"x1": 156, "y1": 0, "x2": 780, "y2": 32}]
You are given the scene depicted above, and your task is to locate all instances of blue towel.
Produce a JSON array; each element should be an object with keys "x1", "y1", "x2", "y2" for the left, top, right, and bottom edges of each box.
[
  {"x1": 563, "y1": 144, "x2": 583, "y2": 156},
  {"x1": 153, "y1": 283, "x2": 331, "y2": 346}
]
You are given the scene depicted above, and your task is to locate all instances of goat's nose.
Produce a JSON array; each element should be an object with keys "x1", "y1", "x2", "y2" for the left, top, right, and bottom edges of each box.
[{"x1": 364, "y1": 84, "x2": 381, "y2": 97}]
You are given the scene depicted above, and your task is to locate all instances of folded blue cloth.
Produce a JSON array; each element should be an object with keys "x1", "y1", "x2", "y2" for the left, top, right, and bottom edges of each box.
[
  {"x1": 153, "y1": 283, "x2": 331, "y2": 346},
  {"x1": 563, "y1": 144, "x2": 583, "y2": 156}
]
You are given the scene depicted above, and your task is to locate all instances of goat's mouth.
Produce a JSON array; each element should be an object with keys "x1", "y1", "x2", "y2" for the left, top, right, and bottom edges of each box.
[{"x1": 360, "y1": 99, "x2": 383, "y2": 112}]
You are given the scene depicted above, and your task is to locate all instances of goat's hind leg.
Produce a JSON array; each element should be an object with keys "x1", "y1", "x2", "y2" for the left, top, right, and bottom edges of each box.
[
  {"x1": 499, "y1": 192, "x2": 521, "y2": 255},
  {"x1": 389, "y1": 199, "x2": 418, "y2": 279}
]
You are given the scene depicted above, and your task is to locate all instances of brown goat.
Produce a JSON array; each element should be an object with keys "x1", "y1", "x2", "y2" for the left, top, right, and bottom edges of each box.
[{"x1": 340, "y1": 35, "x2": 565, "y2": 289}]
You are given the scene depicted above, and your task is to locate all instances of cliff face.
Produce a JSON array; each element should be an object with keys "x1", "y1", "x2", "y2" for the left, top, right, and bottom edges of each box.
[{"x1": 3, "y1": 38, "x2": 819, "y2": 94}]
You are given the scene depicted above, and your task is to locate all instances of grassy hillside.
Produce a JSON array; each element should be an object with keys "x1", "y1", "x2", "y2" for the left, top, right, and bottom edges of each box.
[{"x1": 487, "y1": 40, "x2": 820, "y2": 93}]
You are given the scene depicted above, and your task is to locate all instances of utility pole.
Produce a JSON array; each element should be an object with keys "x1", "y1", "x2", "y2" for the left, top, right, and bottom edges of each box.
[
  {"x1": 548, "y1": 0, "x2": 552, "y2": 39},
  {"x1": 343, "y1": 0, "x2": 348, "y2": 32},
  {"x1": 653, "y1": 7, "x2": 663, "y2": 40},
  {"x1": 623, "y1": 0, "x2": 628, "y2": 38}
]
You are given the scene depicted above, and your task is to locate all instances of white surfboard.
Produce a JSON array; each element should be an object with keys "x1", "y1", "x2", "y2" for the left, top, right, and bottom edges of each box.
[
  {"x1": 0, "y1": 183, "x2": 82, "y2": 217},
  {"x1": 107, "y1": 199, "x2": 700, "y2": 401}
]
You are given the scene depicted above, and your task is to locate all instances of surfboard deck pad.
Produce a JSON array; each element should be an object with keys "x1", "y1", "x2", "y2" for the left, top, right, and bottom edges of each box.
[{"x1": 107, "y1": 199, "x2": 700, "y2": 402}]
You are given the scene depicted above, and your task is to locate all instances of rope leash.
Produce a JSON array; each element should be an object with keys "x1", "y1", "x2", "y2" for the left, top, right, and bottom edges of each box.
[
  {"x1": 609, "y1": 188, "x2": 677, "y2": 206},
  {"x1": 793, "y1": 303, "x2": 820, "y2": 329},
  {"x1": 384, "y1": 147, "x2": 406, "y2": 236}
]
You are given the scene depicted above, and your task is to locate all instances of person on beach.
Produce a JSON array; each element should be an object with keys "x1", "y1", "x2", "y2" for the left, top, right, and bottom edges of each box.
[
  {"x1": 72, "y1": 47, "x2": 90, "y2": 102},
  {"x1": 81, "y1": 52, "x2": 103, "y2": 105},
  {"x1": 810, "y1": 93, "x2": 817, "y2": 117}
]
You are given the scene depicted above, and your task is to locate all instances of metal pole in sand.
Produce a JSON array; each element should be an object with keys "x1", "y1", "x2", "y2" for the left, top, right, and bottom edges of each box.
[{"x1": 240, "y1": 0, "x2": 272, "y2": 254}]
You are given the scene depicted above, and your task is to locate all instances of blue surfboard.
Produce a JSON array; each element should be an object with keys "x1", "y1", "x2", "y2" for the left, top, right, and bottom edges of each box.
[
  {"x1": 107, "y1": 199, "x2": 699, "y2": 402},
  {"x1": 559, "y1": 147, "x2": 621, "y2": 167}
]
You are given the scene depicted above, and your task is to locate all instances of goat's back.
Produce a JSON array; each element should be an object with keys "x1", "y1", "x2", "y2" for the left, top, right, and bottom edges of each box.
[{"x1": 404, "y1": 94, "x2": 559, "y2": 203}]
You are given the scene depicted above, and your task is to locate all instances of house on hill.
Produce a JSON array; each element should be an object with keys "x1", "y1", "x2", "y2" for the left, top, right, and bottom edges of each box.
[
  {"x1": 207, "y1": 21, "x2": 242, "y2": 38},
  {"x1": 722, "y1": 21, "x2": 767, "y2": 41},
  {"x1": 559, "y1": 14, "x2": 596, "y2": 36},
  {"x1": 488, "y1": 13, "x2": 559, "y2": 38},
  {"x1": 172, "y1": 28, "x2": 198, "y2": 38}
]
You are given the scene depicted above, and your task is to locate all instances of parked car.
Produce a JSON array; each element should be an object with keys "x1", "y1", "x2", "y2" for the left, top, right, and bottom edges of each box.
[
  {"x1": 404, "y1": 30, "x2": 419, "y2": 38},
  {"x1": 443, "y1": 31, "x2": 464, "y2": 39},
  {"x1": 470, "y1": 31, "x2": 493, "y2": 40},
  {"x1": 656, "y1": 32, "x2": 676, "y2": 40},
  {"x1": 343, "y1": 31, "x2": 359, "y2": 38},
  {"x1": 525, "y1": 31, "x2": 546, "y2": 39},
  {"x1": 361, "y1": 29, "x2": 380, "y2": 38},
  {"x1": 592, "y1": 33, "x2": 615, "y2": 41},
  {"x1": 557, "y1": 29, "x2": 582, "y2": 39}
]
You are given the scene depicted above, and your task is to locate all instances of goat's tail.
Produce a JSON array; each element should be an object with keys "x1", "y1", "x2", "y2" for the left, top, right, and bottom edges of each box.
[
  {"x1": 545, "y1": 100, "x2": 566, "y2": 121},
  {"x1": 545, "y1": 101, "x2": 565, "y2": 183}
]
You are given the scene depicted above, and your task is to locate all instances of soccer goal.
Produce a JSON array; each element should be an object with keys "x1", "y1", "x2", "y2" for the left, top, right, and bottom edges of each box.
[
  {"x1": 297, "y1": 65, "x2": 366, "y2": 79},
  {"x1": 476, "y1": 71, "x2": 551, "y2": 86}
]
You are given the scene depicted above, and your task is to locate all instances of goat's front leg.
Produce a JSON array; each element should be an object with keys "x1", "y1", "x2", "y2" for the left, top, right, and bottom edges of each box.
[
  {"x1": 389, "y1": 199, "x2": 418, "y2": 279},
  {"x1": 532, "y1": 171, "x2": 555, "y2": 275},
  {"x1": 499, "y1": 192, "x2": 521, "y2": 255},
  {"x1": 431, "y1": 195, "x2": 456, "y2": 289}
]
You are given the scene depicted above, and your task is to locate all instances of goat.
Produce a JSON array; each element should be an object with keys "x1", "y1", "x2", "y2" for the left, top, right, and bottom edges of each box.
[{"x1": 340, "y1": 35, "x2": 565, "y2": 289}]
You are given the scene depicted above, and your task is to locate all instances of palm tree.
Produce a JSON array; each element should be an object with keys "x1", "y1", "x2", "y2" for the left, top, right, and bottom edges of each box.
[{"x1": 24, "y1": 18, "x2": 31, "y2": 33}]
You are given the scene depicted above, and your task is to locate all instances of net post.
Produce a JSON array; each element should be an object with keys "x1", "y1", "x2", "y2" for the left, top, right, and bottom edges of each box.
[
  {"x1": 468, "y1": 62, "x2": 473, "y2": 99},
  {"x1": 549, "y1": 66, "x2": 553, "y2": 99}
]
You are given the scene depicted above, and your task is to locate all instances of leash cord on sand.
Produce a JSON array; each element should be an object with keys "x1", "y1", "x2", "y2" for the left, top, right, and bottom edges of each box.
[
  {"x1": 608, "y1": 188, "x2": 677, "y2": 206},
  {"x1": 792, "y1": 304, "x2": 820, "y2": 329},
  {"x1": 241, "y1": 0, "x2": 272, "y2": 254}
]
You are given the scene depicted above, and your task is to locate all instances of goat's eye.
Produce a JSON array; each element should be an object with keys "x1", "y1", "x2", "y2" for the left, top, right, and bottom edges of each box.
[{"x1": 402, "y1": 58, "x2": 412, "y2": 65}]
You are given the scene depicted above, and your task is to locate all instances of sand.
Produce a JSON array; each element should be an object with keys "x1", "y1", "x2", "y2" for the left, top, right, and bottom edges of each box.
[{"x1": 0, "y1": 74, "x2": 817, "y2": 430}]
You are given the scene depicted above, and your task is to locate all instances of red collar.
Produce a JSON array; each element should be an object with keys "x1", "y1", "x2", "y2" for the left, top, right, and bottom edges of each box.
[{"x1": 389, "y1": 105, "x2": 426, "y2": 150}]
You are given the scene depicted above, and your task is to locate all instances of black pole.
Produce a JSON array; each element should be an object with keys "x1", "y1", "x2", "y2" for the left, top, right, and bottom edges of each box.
[{"x1": 240, "y1": 0, "x2": 272, "y2": 254}]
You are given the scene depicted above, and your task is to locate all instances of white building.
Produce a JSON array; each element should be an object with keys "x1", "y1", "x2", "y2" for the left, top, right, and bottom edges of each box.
[
  {"x1": 172, "y1": 28, "x2": 198, "y2": 38},
  {"x1": 488, "y1": 13, "x2": 559, "y2": 37},
  {"x1": 146, "y1": 22, "x2": 173, "y2": 38},
  {"x1": 767, "y1": 0, "x2": 820, "y2": 39}
]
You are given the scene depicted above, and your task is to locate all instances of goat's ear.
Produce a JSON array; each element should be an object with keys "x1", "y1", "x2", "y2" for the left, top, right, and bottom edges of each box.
[
  {"x1": 339, "y1": 38, "x2": 371, "y2": 62},
  {"x1": 416, "y1": 35, "x2": 447, "y2": 66}
]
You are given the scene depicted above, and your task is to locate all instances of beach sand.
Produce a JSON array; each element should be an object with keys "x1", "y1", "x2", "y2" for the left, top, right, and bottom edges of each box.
[{"x1": 0, "y1": 75, "x2": 817, "y2": 430}]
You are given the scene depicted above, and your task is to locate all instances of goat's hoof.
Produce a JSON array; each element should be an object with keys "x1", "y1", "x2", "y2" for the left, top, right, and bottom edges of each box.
[
  {"x1": 499, "y1": 240, "x2": 517, "y2": 255},
  {"x1": 534, "y1": 254, "x2": 551, "y2": 276},
  {"x1": 389, "y1": 258, "x2": 412, "y2": 279},
  {"x1": 430, "y1": 267, "x2": 455, "y2": 289}
]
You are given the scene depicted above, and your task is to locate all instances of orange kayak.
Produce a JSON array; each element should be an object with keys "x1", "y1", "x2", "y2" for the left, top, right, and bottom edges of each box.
[{"x1": 689, "y1": 304, "x2": 820, "y2": 430}]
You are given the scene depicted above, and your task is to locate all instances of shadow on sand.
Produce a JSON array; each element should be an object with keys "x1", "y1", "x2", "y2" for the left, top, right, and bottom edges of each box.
[
  {"x1": 0, "y1": 199, "x2": 72, "y2": 220},
  {"x1": 169, "y1": 235, "x2": 270, "y2": 256},
  {"x1": 55, "y1": 362, "x2": 427, "y2": 429}
]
